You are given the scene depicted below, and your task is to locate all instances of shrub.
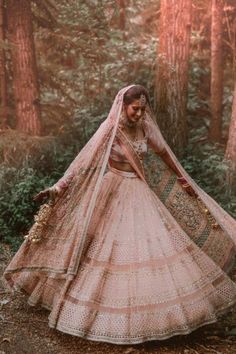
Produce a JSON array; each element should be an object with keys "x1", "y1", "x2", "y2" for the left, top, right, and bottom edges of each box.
[{"x1": 0, "y1": 135, "x2": 79, "y2": 252}]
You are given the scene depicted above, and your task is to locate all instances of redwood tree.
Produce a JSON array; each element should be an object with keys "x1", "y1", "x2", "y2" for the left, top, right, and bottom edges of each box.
[
  {"x1": 7, "y1": 0, "x2": 41, "y2": 135},
  {"x1": 0, "y1": 0, "x2": 7, "y2": 129},
  {"x1": 209, "y1": 0, "x2": 224, "y2": 142},
  {"x1": 118, "y1": 0, "x2": 126, "y2": 31},
  {"x1": 225, "y1": 82, "x2": 236, "y2": 185},
  {"x1": 155, "y1": 0, "x2": 192, "y2": 155}
]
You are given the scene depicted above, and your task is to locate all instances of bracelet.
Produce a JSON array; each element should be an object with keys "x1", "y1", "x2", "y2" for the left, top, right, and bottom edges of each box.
[
  {"x1": 177, "y1": 176, "x2": 186, "y2": 181},
  {"x1": 158, "y1": 148, "x2": 167, "y2": 157},
  {"x1": 49, "y1": 186, "x2": 60, "y2": 200}
]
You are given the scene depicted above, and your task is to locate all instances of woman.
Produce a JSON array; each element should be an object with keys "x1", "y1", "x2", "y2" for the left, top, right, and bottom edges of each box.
[{"x1": 3, "y1": 85, "x2": 236, "y2": 345}]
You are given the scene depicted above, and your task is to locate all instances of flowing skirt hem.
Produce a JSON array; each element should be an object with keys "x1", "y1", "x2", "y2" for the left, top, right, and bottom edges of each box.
[
  {"x1": 3, "y1": 276, "x2": 236, "y2": 344},
  {"x1": 50, "y1": 299, "x2": 235, "y2": 345}
]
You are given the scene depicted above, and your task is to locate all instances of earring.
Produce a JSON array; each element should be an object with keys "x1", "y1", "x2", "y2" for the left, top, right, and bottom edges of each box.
[{"x1": 139, "y1": 110, "x2": 147, "y2": 125}]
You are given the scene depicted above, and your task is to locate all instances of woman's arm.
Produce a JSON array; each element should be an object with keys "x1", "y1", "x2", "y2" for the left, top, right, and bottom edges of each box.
[
  {"x1": 157, "y1": 149, "x2": 182, "y2": 178},
  {"x1": 144, "y1": 118, "x2": 197, "y2": 196},
  {"x1": 144, "y1": 119, "x2": 182, "y2": 177}
]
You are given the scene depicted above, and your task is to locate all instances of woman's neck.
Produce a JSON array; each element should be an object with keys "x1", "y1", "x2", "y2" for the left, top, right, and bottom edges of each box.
[{"x1": 125, "y1": 120, "x2": 137, "y2": 129}]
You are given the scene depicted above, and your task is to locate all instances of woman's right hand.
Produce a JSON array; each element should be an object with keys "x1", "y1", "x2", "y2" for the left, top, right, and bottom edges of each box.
[
  {"x1": 33, "y1": 186, "x2": 60, "y2": 203},
  {"x1": 33, "y1": 188, "x2": 50, "y2": 202}
]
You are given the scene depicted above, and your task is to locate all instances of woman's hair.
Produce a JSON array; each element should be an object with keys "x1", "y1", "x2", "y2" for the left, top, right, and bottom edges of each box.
[{"x1": 123, "y1": 85, "x2": 150, "y2": 105}]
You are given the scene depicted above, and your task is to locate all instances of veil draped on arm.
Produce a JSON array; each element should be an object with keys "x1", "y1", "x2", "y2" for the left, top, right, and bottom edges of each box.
[
  {"x1": 143, "y1": 107, "x2": 236, "y2": 274},
  {"x1": 145, "y1": 109, "x2": 236, "y2": 243}
]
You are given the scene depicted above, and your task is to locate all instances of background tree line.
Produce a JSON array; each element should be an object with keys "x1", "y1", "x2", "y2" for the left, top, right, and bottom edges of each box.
[{"x1": 0, "y1": 0, "x2": 235, "y2": 250}]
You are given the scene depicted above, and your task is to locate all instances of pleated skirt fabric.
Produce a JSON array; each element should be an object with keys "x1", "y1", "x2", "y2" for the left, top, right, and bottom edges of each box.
[{"x1": 4, "y1": 166, "x2": 236, "y2": 344}]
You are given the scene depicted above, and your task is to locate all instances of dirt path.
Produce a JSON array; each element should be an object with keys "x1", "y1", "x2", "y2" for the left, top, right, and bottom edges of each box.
[{"x1": 1, "y1": 243, "x2": 236, "y2": 354}]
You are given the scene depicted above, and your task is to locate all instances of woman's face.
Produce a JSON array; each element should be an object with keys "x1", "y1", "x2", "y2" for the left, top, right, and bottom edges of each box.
[{"x1": 125, "y1": 99, "x2": 146, "y2": 125}]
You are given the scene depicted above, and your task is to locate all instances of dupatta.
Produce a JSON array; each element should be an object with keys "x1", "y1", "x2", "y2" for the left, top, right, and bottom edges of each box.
[{"x1": 3, "y1": 85, "x2": 236, "y2": 327}]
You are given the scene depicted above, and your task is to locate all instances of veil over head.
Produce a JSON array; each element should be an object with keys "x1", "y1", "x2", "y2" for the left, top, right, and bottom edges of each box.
[{"x1": 3, "y1": 85, "x2": 236, "y2": 328}]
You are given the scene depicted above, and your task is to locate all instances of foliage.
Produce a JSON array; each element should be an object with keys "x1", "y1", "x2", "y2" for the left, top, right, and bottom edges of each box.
[
  {"x1": 0, "y1": 166, "x2": 50, "y2": 251},
  {"x1": 181, "y1": 134, "x2": 236, "y2": 219},
  {"x1": 187, "y1": 47, "x2": 235, "y2": 218},
  {"x1": 30, "y1": 0, "x2": 158, "y2": 136},
  {"x1": 0, "y1": 134, "x2": 79, "y2": 252}
]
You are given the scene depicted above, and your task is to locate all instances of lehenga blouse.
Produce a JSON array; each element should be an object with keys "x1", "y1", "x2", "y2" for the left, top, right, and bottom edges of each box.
[{"x1": 109, "y1": 120, "x2": 166, "y2": 163}]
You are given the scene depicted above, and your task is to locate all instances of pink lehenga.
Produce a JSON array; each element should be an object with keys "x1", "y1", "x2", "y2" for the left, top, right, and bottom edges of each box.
[{"x1": 2, "y1": 86, "x2": 236, "y2": 344}]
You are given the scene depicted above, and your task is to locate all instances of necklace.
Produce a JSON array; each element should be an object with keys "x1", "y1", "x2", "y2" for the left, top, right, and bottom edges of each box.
[
  {"x1": 123, "y1": 125, "x2": 138, "y2": 142},
  {"x1": 123, "y1": 119, "x2": 141, "y2": 140},
  {"x1": 120, "y1": 121, "x2": 146, "y2": 162},
  {"x1": 125, "y1": 120, "x2": 136, "y2": 128}
]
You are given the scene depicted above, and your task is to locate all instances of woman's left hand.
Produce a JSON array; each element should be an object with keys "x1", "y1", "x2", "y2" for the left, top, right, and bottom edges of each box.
[{"x1": 177, "y1": 177, "x2": 198, "y2": 197}]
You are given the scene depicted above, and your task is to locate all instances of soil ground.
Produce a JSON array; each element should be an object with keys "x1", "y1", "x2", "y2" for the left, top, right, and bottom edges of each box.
[{"x1": 1, "y1": 243, "x2": 236, "y2": 354}]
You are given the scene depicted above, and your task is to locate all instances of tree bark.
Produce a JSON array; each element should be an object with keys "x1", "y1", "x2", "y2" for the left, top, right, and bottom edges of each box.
[
  {"x1": 118, "y1": 0, "x2": 126, "y2": 31},
  {"x1": 225, "y1": 82, "x2": 236, "y2": 186},
  {"x1": 7, "y1": 0, "x2": 41, "y2": 135},
  {"x1": 209, "y1": 0, "x2": 224, "y2": 142},
  {"x1": 155, "y1": 0, "x2": 192, "y2": 156},
  {"x1": 0, "y1": 0, "x2": 7, "y2": 129}
]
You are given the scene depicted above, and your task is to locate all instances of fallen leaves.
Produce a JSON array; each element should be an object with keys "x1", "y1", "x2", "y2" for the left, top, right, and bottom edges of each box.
[{"x1": 0, "y1": 299, "x2": 10, "y2": 308}]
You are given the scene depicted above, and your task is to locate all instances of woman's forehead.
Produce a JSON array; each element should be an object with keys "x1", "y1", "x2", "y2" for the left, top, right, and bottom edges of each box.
[{"x1": 129, "y1": 99, "x2": 146, "y2": 108}]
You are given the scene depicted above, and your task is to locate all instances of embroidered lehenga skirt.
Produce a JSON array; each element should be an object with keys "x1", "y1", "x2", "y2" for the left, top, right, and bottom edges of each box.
[{"x1": 3, "y1": 166, "x2": 236, "y2": 344}]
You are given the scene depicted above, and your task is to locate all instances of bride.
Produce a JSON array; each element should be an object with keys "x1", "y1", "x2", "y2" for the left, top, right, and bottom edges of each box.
[{"x1": 3, "y1": 85, "x2": 236, "y2": 344}]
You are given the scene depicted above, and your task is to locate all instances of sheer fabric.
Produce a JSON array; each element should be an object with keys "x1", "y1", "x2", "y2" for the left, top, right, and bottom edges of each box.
[{"x1": 3, "y1": 85, "x2": 236, "y2": 344}]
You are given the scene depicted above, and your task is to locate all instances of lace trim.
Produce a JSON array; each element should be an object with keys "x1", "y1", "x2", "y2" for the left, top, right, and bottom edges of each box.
[{"x1": 53, "y1": 298, "x2": 236, "y2": 345}]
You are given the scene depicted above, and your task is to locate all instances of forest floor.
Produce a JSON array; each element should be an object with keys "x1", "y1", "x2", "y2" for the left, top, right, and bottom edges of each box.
[{"x1": 0, "y1": 243, "x2": 236, "y2": 354}]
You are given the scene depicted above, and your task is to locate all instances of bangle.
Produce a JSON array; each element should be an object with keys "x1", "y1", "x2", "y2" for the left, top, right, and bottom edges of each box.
[
  {"x1": 177, "y1": 176, "x2": 185, "y2": 181},
  {"x1": 49, "y1": 186, "x2": 60, "y2": 200},
  {"x1": 158, "y1": 148, "x2": 167, "y2": 156}
]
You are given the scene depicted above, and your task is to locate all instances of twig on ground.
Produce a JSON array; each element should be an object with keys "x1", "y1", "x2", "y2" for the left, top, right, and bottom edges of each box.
[
  {"x1": 0, "y1": 320, "x2": 14, "y2": 324},
  {"x1": 196, "y1": 344, "x2": 213, "y2": 352},
  {"x1": 185, "y1": 345, "x2": 200, "y2": 354},
  {"x1": 196, "y1": 344, "x2": 222, "y2": 354}
]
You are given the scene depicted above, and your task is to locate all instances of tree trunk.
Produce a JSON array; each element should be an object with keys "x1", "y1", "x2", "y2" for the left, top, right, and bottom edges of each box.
[
  {"x1": 7, "y1": 0, "x2": 41, "y2": 135},
  {"x1": 118, "y1": 0, "x2": 126, "y2": 31},
  {"x1": 225, "y1": 82, "x2": 236, "y2": 188},
  {"x1": 0, "y1": 0, "x2": 7, "y2": 129},
  {"x1": 209, "y1": 0, "x2": 224, "y2": 142},
  {"x1": 155, "y1": 0, "x2": 192, "y2": 156}
]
